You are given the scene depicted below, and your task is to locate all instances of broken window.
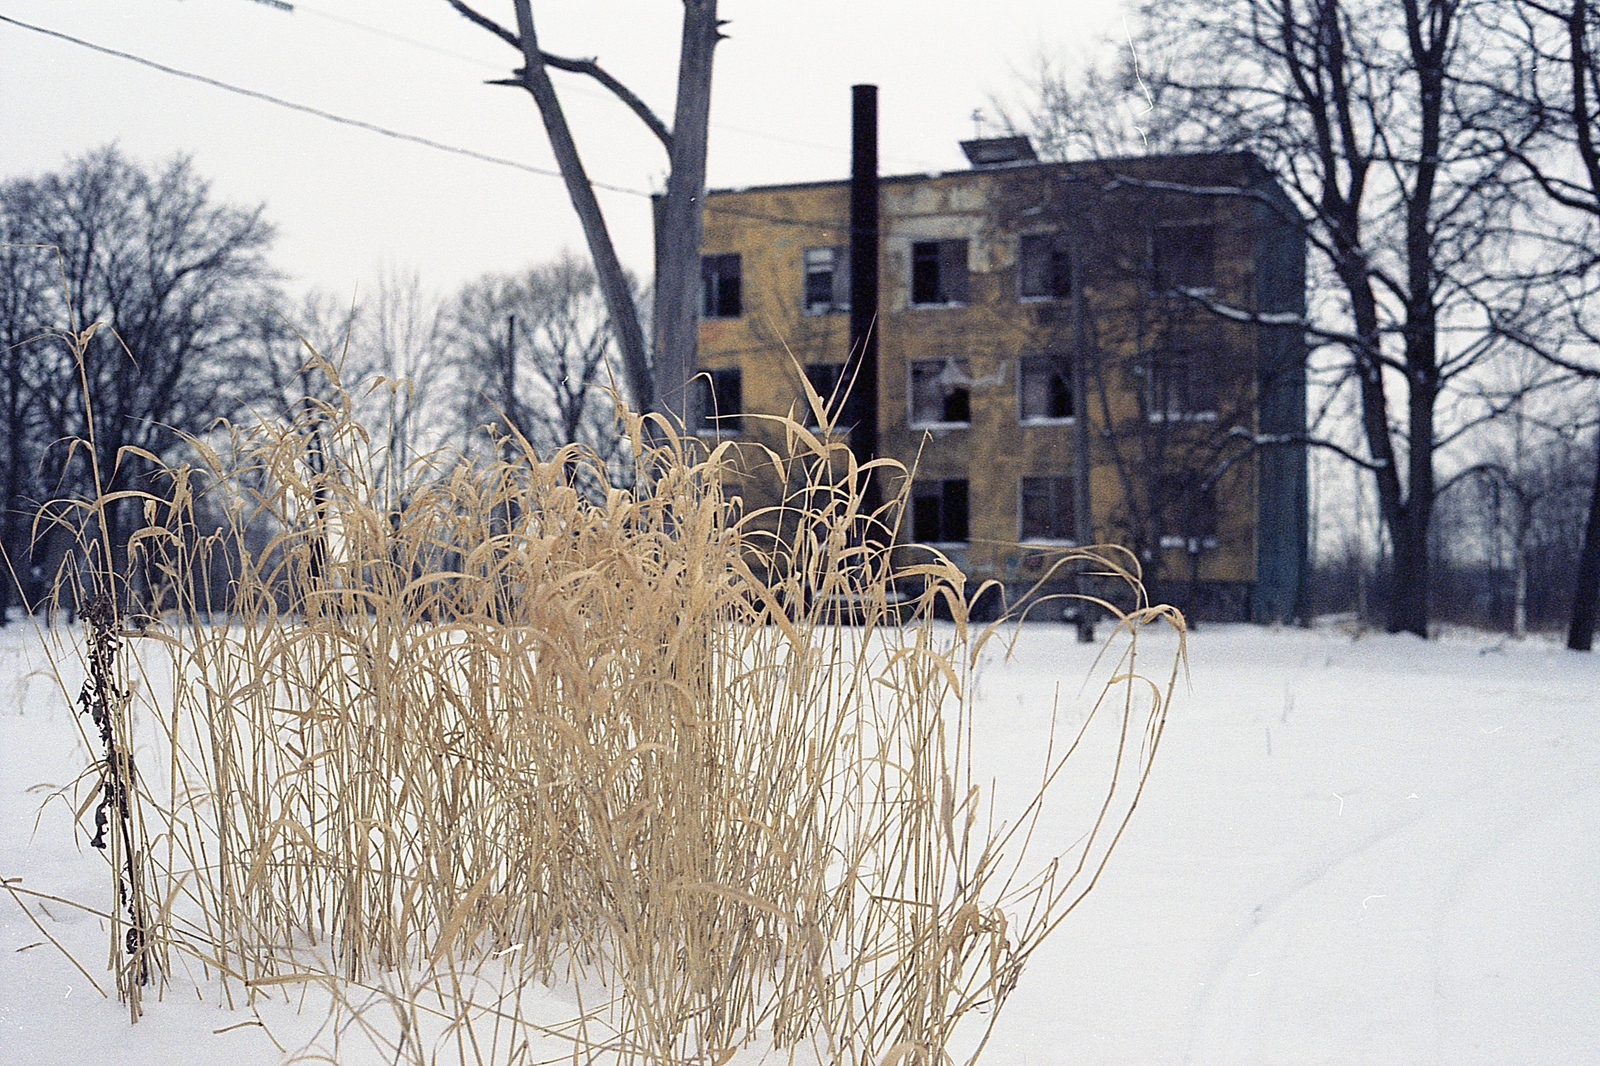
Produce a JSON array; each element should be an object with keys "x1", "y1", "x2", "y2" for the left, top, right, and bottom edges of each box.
[
  {"x1": 802, "y1": 362, "x2": 846, "y2": 427},
  {"x1": 1019, "y1": 475, "x2": 1075, "y2": 542},
  {"x1": 1018, "y1": 355, "x2": 1073, "y2": 422},
  {"x1": 1018, "y1": 233, "x2": 1072, "y2": 300},
  {"x1": 803, "y1": 246, "x2": 850, "y2": 314},
  {"x1": 912, "y1": 479, "x2": 970, "y2": 544},
  {"x1": 701, "y1": 253, "x2": 742, "y2": 318},
  {"x1": 1152, "y1": 223, "x2": 1216, "y2": 292},
  {"x1": 1144, "y1": 348, "x2": 1219, "y2": 422},
  {"x1": 695, "y1": 366, "x2": 742, "y2": 434},
  {"x1": 910, "y1": 239, "x2": 969, "y2": 305},
  {"x1": 909, "y1": 358, "x2": 972, "y2": 426}
]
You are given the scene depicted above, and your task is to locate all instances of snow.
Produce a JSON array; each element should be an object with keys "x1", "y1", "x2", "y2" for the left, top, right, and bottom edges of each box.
[{"x1": 2, "y1": 619, "x2": 1597, "y2": 1065}]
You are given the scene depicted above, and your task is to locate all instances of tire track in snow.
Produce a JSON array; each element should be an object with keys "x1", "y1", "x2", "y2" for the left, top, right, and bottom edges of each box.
[{"x1": 1180, "y1": 770, "x2": 1593, "y2": 1066}]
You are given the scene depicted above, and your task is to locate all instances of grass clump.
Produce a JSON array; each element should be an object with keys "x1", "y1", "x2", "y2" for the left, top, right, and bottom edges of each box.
[{"x1": 59, "y1": 353, "x2": 1182, "y2": 1066}]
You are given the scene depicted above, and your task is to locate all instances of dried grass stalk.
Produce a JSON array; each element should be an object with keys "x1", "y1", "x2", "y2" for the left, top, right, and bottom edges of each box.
[{"x1": 62, "y1": 352, "x2": 1182, "y2": 1066}]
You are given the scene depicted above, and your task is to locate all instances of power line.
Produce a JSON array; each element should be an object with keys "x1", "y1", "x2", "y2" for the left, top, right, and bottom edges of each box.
[
  {"x1": 287, "y1": 3, "x2": 913, "y2": 164},
  {"x1": 0, "y1": 13, "x2": 848, "y2": 232},
  {"x1": 0, "y1": 12, "x2": 651, "y2": 198},
  {"x1": 294, "y1": 3, "x2": 505, "y2": 73}
]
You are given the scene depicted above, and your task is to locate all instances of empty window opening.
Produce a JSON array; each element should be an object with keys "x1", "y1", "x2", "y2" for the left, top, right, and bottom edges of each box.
[
  {"x1": 913, "y1": 478, "x2": 970, "y2": 544},
  {"x1": 1019, "y1": 355, "x2": 1074, "y2": 422},
  {"x1": 1020, "y1": 476, "x2": 1075, "y2": 542},
  {"x1": 909, "y1": 358, "x2": 973, "y2": 426},
  {"x1": 1152, "y1": 223, "x2": 1215, "y2": 292},
  {"x1": 910, "y1": 239, "x2": 969, "y2": 305},
  {"x1": 803, "y1": 246, "x2": 850, "y2": 314},
  {"x1": 701, "y1": 253, "x2": 742, "y2": 318},
  {"x1": 1018, "y1": 233, "x2": 1072, "y2": 300},
  {"x1": 695, "y1": 366, "x2": 742, "y2": 433}
]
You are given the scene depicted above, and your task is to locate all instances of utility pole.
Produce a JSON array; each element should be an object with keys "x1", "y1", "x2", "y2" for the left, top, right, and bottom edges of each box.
[
  {"x1": 1070, "y1": 231, "x2": 1096, "y2": 643},
  {"x1": 846, "y1": 84, "x2": 882, "y2": 516},
  {"x1": 503, "y1": 312, "x2": 519, "y2": 441}
]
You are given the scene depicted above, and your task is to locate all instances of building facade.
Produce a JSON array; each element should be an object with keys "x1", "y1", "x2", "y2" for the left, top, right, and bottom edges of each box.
[{"x1": 694, "y1": 142, "x2": 1308, "y2": 623}]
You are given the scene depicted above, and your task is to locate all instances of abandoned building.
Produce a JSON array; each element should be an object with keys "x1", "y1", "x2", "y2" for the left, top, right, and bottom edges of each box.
[{"x1": 691, "y1": 87, "x2": 1308, "y2": 624}]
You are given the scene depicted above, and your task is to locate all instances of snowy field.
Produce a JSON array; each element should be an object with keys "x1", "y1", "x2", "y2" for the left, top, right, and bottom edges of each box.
[{"x1": 1, "y1": 619, "x2": 1596, "y2": 1065}]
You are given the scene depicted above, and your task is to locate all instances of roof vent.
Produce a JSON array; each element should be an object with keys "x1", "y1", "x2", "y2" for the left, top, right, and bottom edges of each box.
[{"x1": 959, "y1": 136, "x2": 1038, "y2": 167}]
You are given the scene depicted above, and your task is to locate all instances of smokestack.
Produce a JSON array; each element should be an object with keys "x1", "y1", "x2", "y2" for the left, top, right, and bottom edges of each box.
[{"x1": 846, "y1": 84, "x2": 880, "y2": 502}]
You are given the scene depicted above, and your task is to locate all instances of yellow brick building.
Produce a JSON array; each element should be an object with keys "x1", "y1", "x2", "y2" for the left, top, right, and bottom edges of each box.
[{"x1": 695, "y1": 142, "x2": 1307, "y2": 623}]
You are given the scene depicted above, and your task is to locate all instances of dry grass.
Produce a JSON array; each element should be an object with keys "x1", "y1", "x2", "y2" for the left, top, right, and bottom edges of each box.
[{"x1": 52, "y1": 346, "x2": 1183, "y2": 1065}]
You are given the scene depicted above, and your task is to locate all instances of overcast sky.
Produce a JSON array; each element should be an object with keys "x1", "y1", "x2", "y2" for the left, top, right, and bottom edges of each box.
[{"x1": 0, "y1": 0, "x2": 1130, "y2": 300}]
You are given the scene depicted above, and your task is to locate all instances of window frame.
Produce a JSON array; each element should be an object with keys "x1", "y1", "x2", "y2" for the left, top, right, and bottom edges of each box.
[
  {"x1": 912, "y1": 478, "x2": 971, "y2": 546},
  {"x1": 909, "y1": 238, "x2": 970, "y2": 307},
  {"x1": 694, "y1": 365, "x2": 743, "y2": 436},
  {"x1": 1018, "y1": 474, "x2": 1076, "y2": 545},
  {"x1": 802, "y1": 245, "x2": 850, "y2": 315},
  {"x1": 1154, "y1": 471, "x2": 1220, "y2": 550},
  {"x1": 1017, "y1": 355, "x2": 1075, "y2": 425},
  {"x1": 801, "y1": 362, "x2": 846, "y2": 428},
  {"x1": 701, "y1": 253, "x2": 743, "y2": 319},
  {"x1": 1142, "y1": 347, "x2": 1221, "y2": 424},
  {"x1": 1017, "y1": 233, "x2": 1072, "y2": 302},
  {"x1": 908, "y1": 357, "x2": 973, "y2": 430}
]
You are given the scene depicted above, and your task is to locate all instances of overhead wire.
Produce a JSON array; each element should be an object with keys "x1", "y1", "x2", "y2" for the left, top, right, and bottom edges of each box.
[
  {"x1": 288, "y1": 1, "x2": 938, "y2": 167},
  {"x1": 0, "y1": 13, "x2": 648, "y2": 198},
  {"x1": 0, "y1": 12, "x2": 860, "y2": 230}
]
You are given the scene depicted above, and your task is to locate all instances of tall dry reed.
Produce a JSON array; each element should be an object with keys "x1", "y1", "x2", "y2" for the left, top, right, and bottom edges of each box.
[{"x1": 60, "y1": 349, "x2": 1182, "y2": 1066}]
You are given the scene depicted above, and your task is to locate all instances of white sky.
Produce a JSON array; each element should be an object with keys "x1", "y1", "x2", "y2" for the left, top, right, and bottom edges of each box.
[{"x1": 0, "y1": 0, "x2": 1131, "y2": 300}]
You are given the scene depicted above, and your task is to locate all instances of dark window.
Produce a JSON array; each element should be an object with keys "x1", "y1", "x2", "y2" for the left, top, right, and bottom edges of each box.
[
  {"x1": 695, "y1": 366, "x2": 742, "y2": 433},
  {"x1": 1144, "y1": 348, "x2": 1219, "y2": 422},
  {"x1": 913, "y1": 479, "x2": 970, "y2": 544},
  {"x1": 802, "y1": 362, "x2": 846, "y2": 427},
  {"x1": 1020, "y1": 476, "x2": 1075, "y2": 541},
  {"x1": 910, "y1": 239, "x2": 969, "y2": 305},
  {"x1": 1019, "y1": 356, "x2": 1073, "y2": 421},
  {"x1": 701, "y1": 253, "x2": 742, "y2": 318},
  {"x1": 1155, "y1": 471, "x2": 1219, "y2": 548},
  {"x1": 1018, "y1": 233, "x2": 1071, "y2": 300},
  {"x1": 1153, "y1": 223, "x2": 1215, "y2": 291},
  {"x1": 909, "y1": 358, "x2": 972, "y2": 426},
  {"x1": 803, "y1": 246, "x2": 850, "y2": 314}
]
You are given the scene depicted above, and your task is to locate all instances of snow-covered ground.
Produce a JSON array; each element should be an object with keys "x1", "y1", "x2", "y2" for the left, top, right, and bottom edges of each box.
[{"x1": 1, "y1": 619, "x2": 1596, "y2": 1065}]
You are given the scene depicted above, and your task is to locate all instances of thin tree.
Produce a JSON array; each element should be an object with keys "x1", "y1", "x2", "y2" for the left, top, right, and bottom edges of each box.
[{"x1": 445, "y1": 0, "x2": 722, "y2": 428}]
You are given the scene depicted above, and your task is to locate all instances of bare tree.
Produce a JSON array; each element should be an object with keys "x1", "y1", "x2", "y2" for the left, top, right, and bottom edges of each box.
[
  {"x1": 0, "y1": 194, "x2": 59, "y2": 622},
  {"x1": 368, "y1": 267, "x2": 451, "y2": 498},
  {"x1": 1470, "y1": 0, "x2": 1600, "y2": 648},
  {"x1": 451, "y1": 253, "x2": 635, "y2": 483},
  {"x1": 1019, "y1": 0, "x2": 1532, "y2": 636},
  {"x1": 444, "y1": 0, "x2": 723, "y2": 427},
  {"x1": 0, "y1": 146, "x2": 276, "y2": 611}
]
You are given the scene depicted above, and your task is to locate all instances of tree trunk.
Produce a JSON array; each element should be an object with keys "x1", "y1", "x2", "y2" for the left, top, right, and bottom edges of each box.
[
  {"x1": 650, "y1": 0, "x2": 720, "y2": 428},
  {"x1": 1389, "y1": 505, "x2": 1430, "y2": 637},
  {"x1": 0, "y1": 510, "x2": 14, "y2": 627},
  {"x1": 510, "y1": 1, "x2": 655, "y2": 417},
  {"x1": 1567, "y1": 431, "x2": 1600, "y2": 650}
]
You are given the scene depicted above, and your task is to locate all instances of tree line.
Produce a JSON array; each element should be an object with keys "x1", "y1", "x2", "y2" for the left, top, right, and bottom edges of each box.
[{"x1": 0, "y1": 145, "x2": 631, "y2": 626}]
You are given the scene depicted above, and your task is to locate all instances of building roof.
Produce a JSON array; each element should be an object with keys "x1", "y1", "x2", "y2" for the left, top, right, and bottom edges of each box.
[{"x1": 704, "y1": 150, "x2": 1262, "y2": 200}]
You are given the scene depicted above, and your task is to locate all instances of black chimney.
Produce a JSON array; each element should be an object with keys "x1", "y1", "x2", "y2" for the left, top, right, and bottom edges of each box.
[{"x1": 846, "y1": 84, "x2": 880, "y2": 501}]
